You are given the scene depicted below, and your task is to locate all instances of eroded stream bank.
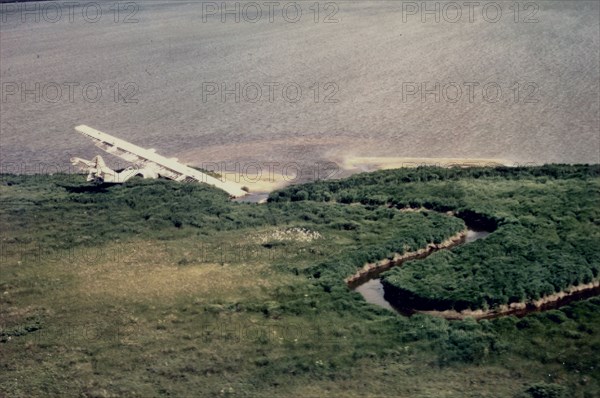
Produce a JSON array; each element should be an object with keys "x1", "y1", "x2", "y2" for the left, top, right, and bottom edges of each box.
[
  {"x1": 401, "y1": 280, "x2": 600, "y2": 320},
  {"x1": 350, "y1": 209, "x2": 599, "y2": 320},
  {"x1": 352, "y1": 228, "x2": 490, "y2": 316}
]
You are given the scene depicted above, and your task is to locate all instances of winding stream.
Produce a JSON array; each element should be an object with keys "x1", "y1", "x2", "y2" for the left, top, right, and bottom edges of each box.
[
  {"x1": 352, "y1": 220, "x2": 600, "y2": 319},
  {"x1": 354, "y1": 228, "x2": 490, "y2": 314},
  {"x1": 235, "y1": 196, "x2": 598, "y2": 318}
]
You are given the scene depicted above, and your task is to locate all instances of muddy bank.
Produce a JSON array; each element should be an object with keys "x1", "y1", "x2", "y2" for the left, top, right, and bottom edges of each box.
[
  {"x1": 394, "y1": 280, "x2": 600, "y2": 320},
  {"x1": 347, "y1": 206, "x2": 496, "y2": 288},
  {"x1": 349, "y1": 206, "x2": 599, "y2": 320},
  {"x1": 345, "y1": 229, "x2": 467, "y2": 288}
]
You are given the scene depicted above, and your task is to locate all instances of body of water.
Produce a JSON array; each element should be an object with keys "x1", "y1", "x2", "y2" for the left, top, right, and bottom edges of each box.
[{"x1": 354, "y1": 229, "x2": 491, "y2": 313}]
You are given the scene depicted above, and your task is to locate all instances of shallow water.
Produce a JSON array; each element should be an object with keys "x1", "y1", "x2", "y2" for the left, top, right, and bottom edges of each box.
[
  {"x1": 354, "y1": 228, "x2": 490, "y2": 313},
  {"x1": 465, "y1": 229, "x2": 491, "y2": 244},
  {"x1": 1, "y1": 1, "x2": 598, "y2": 170},
  {"x1": 354, "y1": 278, "x2": 396, "y2": 312}
]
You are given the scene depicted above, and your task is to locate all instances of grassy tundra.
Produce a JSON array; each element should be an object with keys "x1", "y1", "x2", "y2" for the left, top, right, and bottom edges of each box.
[{"x1": 1, "y1": 165, "x2": 599, "y2": 397}]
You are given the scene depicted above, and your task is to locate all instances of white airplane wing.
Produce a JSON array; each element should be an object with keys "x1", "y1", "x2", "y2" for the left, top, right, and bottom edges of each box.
[{"x1": 74, "y1": 125, "x2": 247, "y2": 198}]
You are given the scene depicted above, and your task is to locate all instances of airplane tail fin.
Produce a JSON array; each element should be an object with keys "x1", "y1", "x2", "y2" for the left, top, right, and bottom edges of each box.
[{"x1": 92, "y1": 155, "x2": 107, "y2": 170}]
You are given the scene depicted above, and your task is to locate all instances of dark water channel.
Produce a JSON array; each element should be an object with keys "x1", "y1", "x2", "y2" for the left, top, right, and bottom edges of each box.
[{"x1": 354, "y1": 229, "x2": 491, "y2": 313}]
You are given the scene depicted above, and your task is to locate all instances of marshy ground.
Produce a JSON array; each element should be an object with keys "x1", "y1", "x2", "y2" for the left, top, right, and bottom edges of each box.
[{"x1": 1, "y1": 166, "x2": 599, "y2": 397}]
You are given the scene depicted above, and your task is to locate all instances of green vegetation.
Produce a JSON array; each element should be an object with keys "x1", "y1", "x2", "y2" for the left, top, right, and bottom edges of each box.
[
  {"x1": 272, "y1": 165, "x2": 600, "y2": 311},
  {"x1": 1, "y1": 166, "x2": 599, "y2": 397}
]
